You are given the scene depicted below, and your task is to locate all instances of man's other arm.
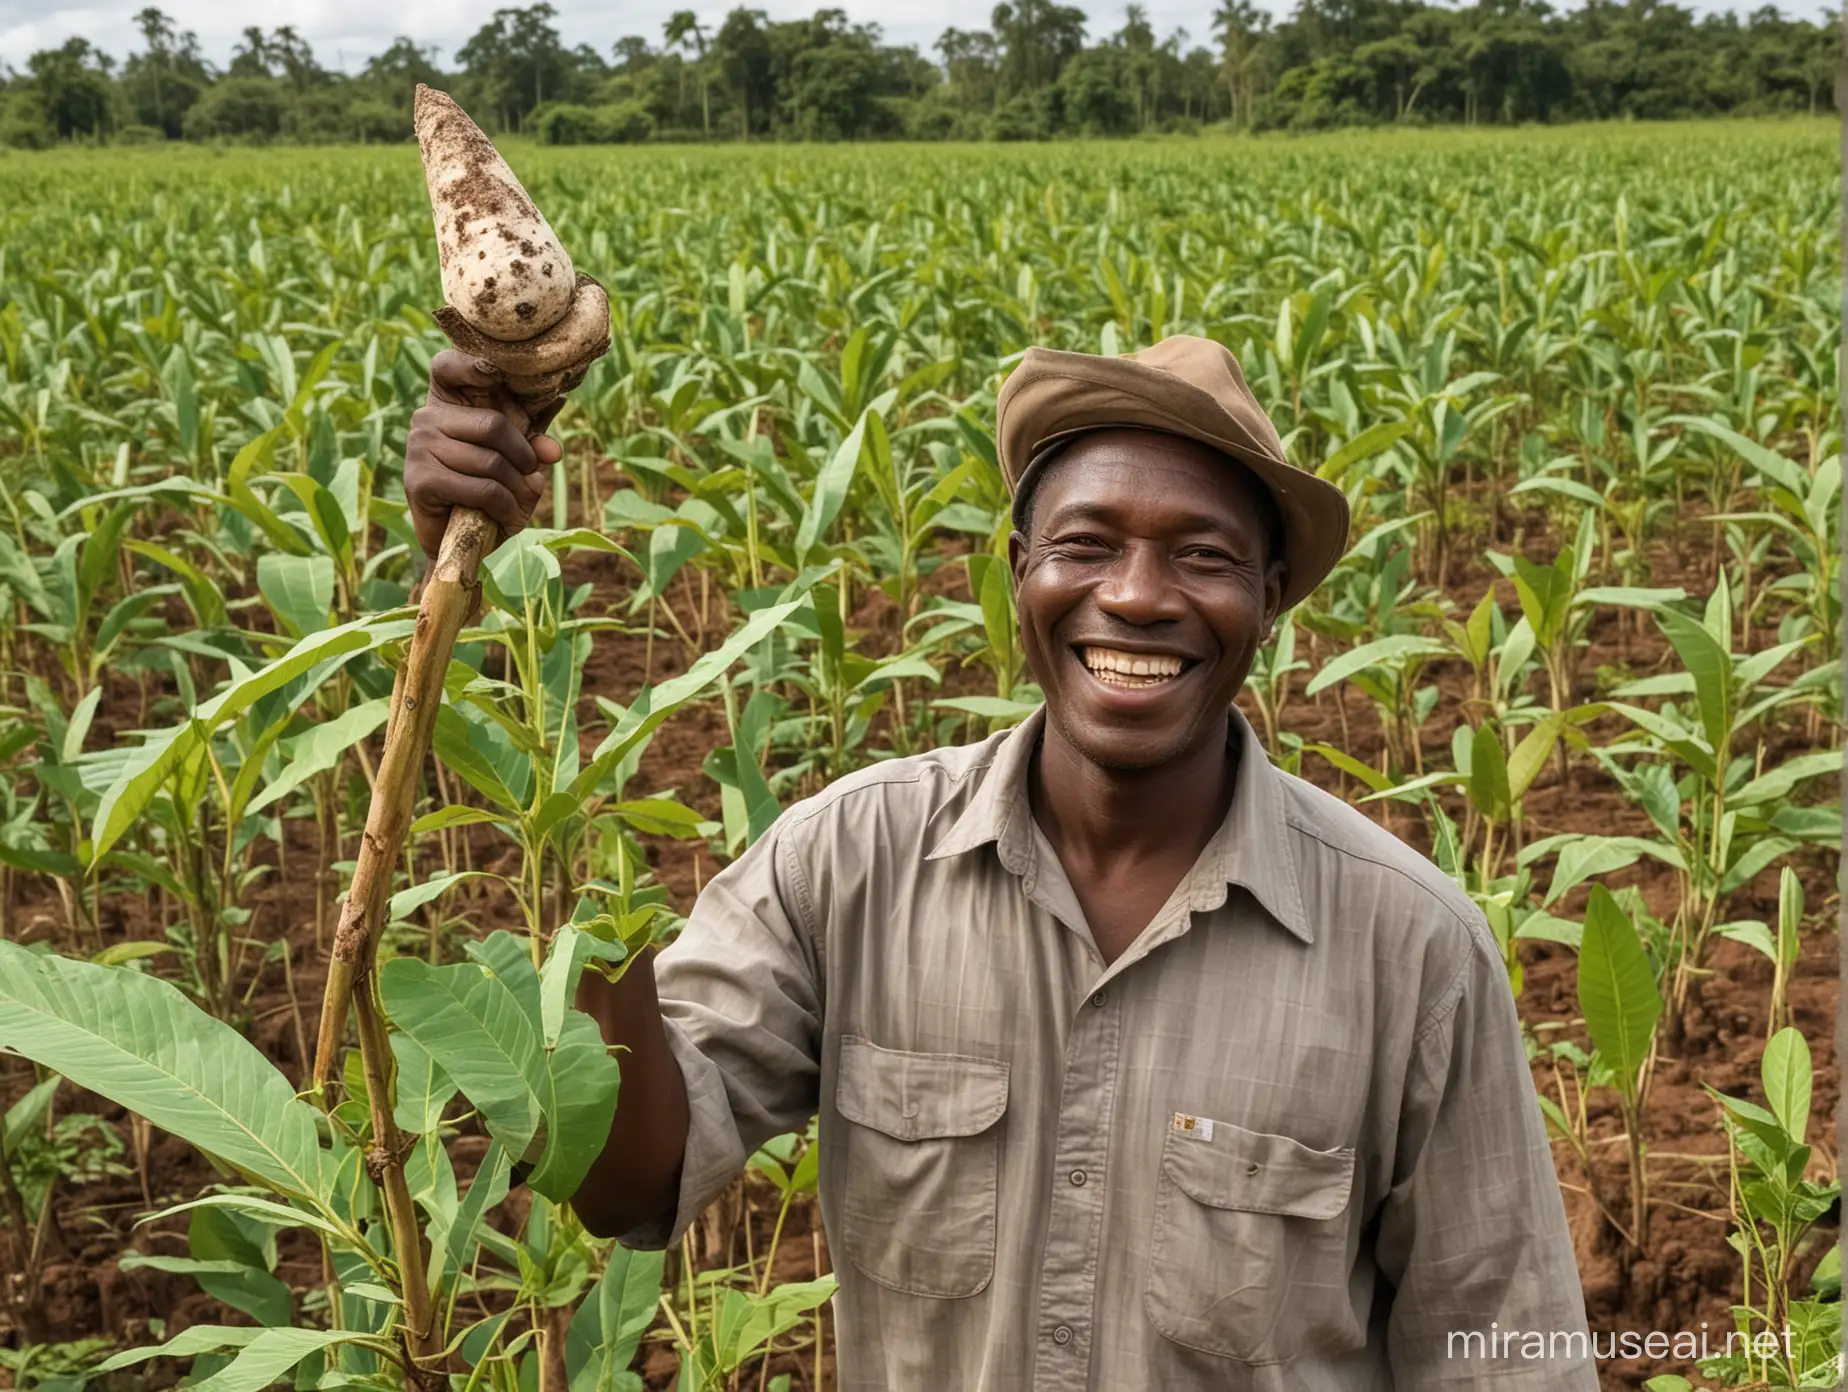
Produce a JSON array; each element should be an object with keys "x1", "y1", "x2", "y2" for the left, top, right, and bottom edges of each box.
[{"x1": 1374, "y1": 914, "x2": 1599, "y2": 1388}]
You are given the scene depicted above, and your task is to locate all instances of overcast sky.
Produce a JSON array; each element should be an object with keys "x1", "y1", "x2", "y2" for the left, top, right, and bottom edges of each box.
[{"x1": 0, "y1": 0, "x2": 1812, "y2": 72}]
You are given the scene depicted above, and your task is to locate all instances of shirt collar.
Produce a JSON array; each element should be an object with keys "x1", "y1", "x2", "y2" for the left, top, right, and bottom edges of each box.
[{"x1": 924, "y1": 704, "x2": 1313, "y2": 945}]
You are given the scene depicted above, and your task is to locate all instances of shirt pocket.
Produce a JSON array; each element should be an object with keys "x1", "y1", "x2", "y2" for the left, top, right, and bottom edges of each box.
[
  {"x1": 834, "y1": 1034, "x2": 1010, "y2": 1299},
  {"x1": 1144, "y1": 1119, "x2": 1357, "y2": 1364}
]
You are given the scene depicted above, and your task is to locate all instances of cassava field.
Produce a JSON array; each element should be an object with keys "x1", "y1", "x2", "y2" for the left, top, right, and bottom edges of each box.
[{"x1": 0, "y1": 121, "x2": 1839, "y2": 1392}]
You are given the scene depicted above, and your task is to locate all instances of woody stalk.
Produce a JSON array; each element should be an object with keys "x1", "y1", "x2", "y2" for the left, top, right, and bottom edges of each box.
[{"x1": 311, "y1": 84, "x2": 611, "y2": 1382}]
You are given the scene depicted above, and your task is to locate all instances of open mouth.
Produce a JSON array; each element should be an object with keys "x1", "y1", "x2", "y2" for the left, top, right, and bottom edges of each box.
[{"x1": 1076, "y1": 645, "x2": 1192, "y2": 690}]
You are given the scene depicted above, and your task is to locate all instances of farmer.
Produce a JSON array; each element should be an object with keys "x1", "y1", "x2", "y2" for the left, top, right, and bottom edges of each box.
[{"x1": 404, "y1": 335, "x2": 1597, "y2": 1389}]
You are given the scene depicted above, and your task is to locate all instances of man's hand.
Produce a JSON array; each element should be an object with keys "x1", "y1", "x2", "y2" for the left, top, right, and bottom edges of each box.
[{"x1": 404, "y1": 350, "x2": 566, "y2": 562}]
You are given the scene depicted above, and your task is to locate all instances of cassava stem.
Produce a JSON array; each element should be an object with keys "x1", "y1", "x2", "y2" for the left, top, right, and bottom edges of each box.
[
  {"x1": 311, "y1": 492, "x2": 507, "y2": 1091},
  {"x1": 309, "y1": 83, "x2": 610, "y2": 1385},
  {"x1": 313, "y1": 492, "x2": 503, "y2": 1388}
]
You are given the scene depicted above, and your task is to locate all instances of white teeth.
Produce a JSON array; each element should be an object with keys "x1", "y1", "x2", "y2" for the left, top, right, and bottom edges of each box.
[{"x1": 1079, "y1": 647, "x2": 1185, "y2": 687}]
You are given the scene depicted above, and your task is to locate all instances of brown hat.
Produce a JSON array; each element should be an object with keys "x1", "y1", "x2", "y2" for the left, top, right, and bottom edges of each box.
[{"x1": 995, "y1": 335, "x2": 1351, "y2": 609}]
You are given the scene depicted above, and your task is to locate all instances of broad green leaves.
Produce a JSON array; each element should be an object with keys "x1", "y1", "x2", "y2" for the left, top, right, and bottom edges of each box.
[
  {"x1": 89, "y1": 613, "x2": 414, "y2": 861},
  {"x1": 95, "y1": 1325, "x2": 387, "y2": 1391},
  {"x1": 569, "y1": 1246, "x2": 666, "y2": 1391},
  {"x1": 574, "y1": 592, "x2": 812, "y2": 801},
  {"x1": 0, "y1": 942, "x2": 329, "y2": 1204},
  {"x1": 379, "y1": 930, "x2": 619, "y2": 1203}
]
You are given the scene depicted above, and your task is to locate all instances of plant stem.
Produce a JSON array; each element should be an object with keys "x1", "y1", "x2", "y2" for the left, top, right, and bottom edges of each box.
[
  {"x1": 352, "y1": 976, "x2": 443, "y2": 1384},
  {"x1": 313, "y1": 496, "x2": 509, "y2": 1381},
  {"x1": 314, "y1": 505, "x2": 503, "y2": 1089}
]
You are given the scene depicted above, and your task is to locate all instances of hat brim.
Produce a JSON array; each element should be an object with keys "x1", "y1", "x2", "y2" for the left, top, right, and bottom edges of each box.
[{"x1": 996, "y1": 348, "x2": 1350, "y2": 610}]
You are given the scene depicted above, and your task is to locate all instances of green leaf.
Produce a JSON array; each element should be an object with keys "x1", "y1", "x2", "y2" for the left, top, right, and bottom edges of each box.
[
  {"x1": 1717, "y1": 920, "x2": 1778, "y2": 962},
  {"x1": 89, "y1": 940, "x2": 175, "y2": 967},
  {"x1": 523, "y1": 1006, "x2": 621, "y2": 1202},
  {"x1": 1575, "y1": 586, "x2": 1687, "y2": 611},
  {"x1": 1657, "y1": 608, "x2": 1732, "y2": 762},
  {"x1": 1778, "y1": 867, "x2": 1804, "y2": 969},
  {"x1": 1575, "y1": 885, "x2": 1661, "y2": 1104},
  {"x1": 610, "y1": 798, "x2": 709, "y2": 837},
  {"x1": 930, "y1": 696, "x2": 1041, "y2": 723},
  {"x1": 62, "y1": 686, "x2": 102, "y2": 764},
  {"x1": 3, "y1": 1075, "x2": 59, "y2": 1153},
  {"x1": 119, "y1": 1249, "x2": 292, "y2": 1328},
  {"x1": 1318, "y1": 419, "x2": 1412, "y2": 480},
  {"x1": 90, "y1": 615, "x2": 412, "y2": 862},
  {"x1": 274, "y1": 474, "x2": 352, "y2": 569},
  {"x1": 1303, "y1": 741, "x2": 1393, "y2": 793},
  {"x1": 410, "y1": 805, "x2": 508, "y2": 835},
  {"x1": 389, "y1": 1032, "x2": 458, "y2": 1135},
  {"x1": 976, "y1": 555, "x2": 1015, "y2": 669},
  {"x1": 723, "y1": 678, "x2": 779, "y2": 849},
  {"x1": 466, "y1": 929, "x2": 543, "y2": 1026},
  {"x1": 432, "y1": 705, "x2": 522, "y2": 811},
  {"x1": 1670, "y1": 417, "x2": 1806, "y2": 493},
  {"x1": 575, "y1": 595, "x2": 811, "y2": 800},
  {"x1": 1603, "y1": 701, "x2": 1717, "y2": 782},
  {"x1": 706, "y1": 1277, "x2": 837, "y2": 1376},
  {"x1": 1302, "y1": 635, "x2": 1449, "y2": 698},
  {"x1": 0, "y1": 942, "x2": 327, "y2": 1203},
  {"x1": 446, "y1": 1141, "x2": 511, "y2": 1281},
  {"x1": 1506, "y1": 713, "x2": 1564, "y2": 802},
  {"x1": 1467, "y1": 723, "x2": 1510, "y2": 820},
  {"x1": 378, "y1": 942, "x2": 614, "y2": 1204},
  {"x1": 140, "y1": 1192, "x2": 348, "y2": 1243},
  {"x1": 1732, "y1": 750, "x2": 1843, "y2": 809},
  {"x1": 1511, "y1": 549, "x2": 1573, "y2": 646},
  {"x1": 1515, "y1": 912, "x2": 1583, "y2": 950},
  {"x1": 380, "y1": 956, "x2": 545, "y2": 1158},
  {"x1": 188, "y1": 1327, "x2": 378, "y2": 1392},
  {"x1": 1541, "y1": 834, "x2": 1683, "y2": 908},
  {"x1": 93, "y1": 1324, "x2": 266, "y2": 1373},
  {"x1": 570, "y1": 1246, "x2": 668, "y2": 1390},
  {"x1": 1510, "y1": 475, "x2": 1607, "y2": 510},
  {"x1": 1762, "y1": 1027, "x2": 1812, "y2": 1146},
  {"x1": 246, "y1": 698, "x2": 390, "y2": 816},
  {"x1": 387, "y1": 870, "x2": 496, "y2": 925},
  {"x1": 538, "y1": 924, "x2": 622, "y2": 1052},
  {"x1": 256, "y1": 553, "x2": 335, "y2": 638},
  {"x1": 118, "y1": 1253, "x2": 259, "y2": 1277},
  {"x1": 188, "y1": 1203, "x2": 291, "y2": 1326},
  {"x1": 795, "y1": 410, "x2": 869, "y2": 563}
]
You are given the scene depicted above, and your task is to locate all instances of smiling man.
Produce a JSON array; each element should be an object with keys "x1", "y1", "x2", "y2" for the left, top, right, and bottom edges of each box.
[{"x1": 404, "y1": 334, "x2": 1596, "y2": 1389}]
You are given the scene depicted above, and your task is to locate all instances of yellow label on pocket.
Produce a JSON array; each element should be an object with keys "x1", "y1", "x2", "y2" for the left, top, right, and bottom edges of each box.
[{"x1": 1171, "y1": 1112, "x2": 1215, "y2": 1141}]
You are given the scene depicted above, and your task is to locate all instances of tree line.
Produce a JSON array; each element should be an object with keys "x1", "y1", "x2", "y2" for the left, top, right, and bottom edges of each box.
[{"x1": 0, "y1": 0, "x2": 1838, "y2": 149}]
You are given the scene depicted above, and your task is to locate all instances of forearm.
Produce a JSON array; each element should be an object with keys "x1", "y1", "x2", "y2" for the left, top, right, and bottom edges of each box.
[{"x1": 567, "y1": 945, "x2": 692, "y2": 1239}]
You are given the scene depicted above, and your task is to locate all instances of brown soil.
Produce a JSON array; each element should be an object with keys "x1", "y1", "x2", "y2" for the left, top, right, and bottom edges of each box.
[{"x1": 0, "y1": 475, "x2": 1836, "y2": 1392}]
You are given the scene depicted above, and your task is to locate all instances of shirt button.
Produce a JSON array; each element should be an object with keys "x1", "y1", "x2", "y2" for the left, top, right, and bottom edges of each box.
[
  {"x1": 1053, "y1": 1325, "x2": 1073, "y2": 1345},
  {"x1": 1091, "y1": 991, "x2": 1106, "y2": 1008},
  {"x1": 1069, "y1": 1169, "x2": 1087, "y2": 1187}
]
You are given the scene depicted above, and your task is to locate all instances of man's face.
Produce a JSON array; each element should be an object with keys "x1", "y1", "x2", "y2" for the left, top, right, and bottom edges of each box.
[{"x1": 1008, "y1": 429, "x2": 1287, "y2": 772}]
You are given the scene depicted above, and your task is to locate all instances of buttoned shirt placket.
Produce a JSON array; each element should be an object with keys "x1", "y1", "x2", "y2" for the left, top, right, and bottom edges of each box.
[{"x1": 1015, "y1": 819, "x2": 1214, "y2": 1392}]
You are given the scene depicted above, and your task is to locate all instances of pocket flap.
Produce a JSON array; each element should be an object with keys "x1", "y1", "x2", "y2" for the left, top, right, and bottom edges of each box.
[
  {"x1": 1163, "y1": 1119, "x2": 1355, "y2": 1220},
  {"x1": 836, "y1": 1035, "x2": 1009, "y2": 1142}
]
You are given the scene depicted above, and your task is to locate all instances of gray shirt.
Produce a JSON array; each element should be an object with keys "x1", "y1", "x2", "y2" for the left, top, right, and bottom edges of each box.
[{"x1": 625, "y1": 705, "x2": 1596, "y2": 1390}]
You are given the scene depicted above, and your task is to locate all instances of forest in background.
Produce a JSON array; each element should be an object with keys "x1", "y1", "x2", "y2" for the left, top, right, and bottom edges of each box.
[{"x1": 0, "y1": 0, "x2": 1839, "y2": 147}]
